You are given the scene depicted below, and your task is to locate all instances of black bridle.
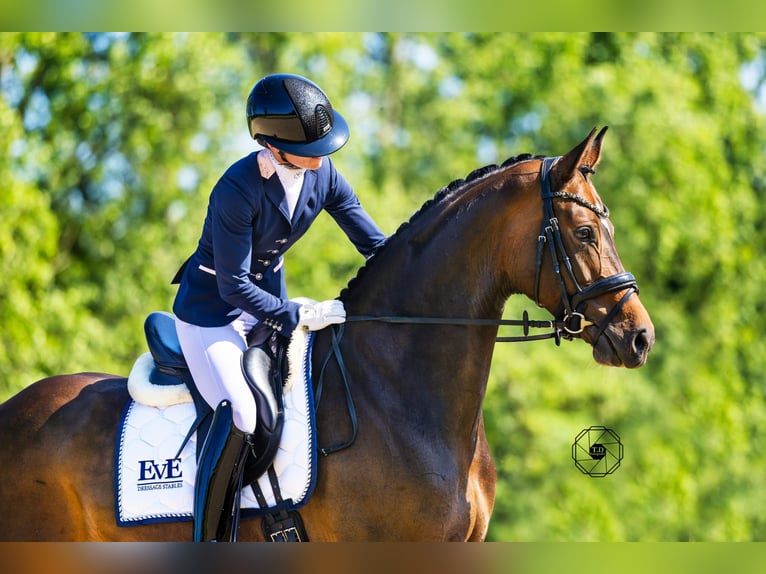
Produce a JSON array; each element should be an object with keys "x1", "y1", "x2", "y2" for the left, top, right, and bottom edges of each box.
[
  {"x1": 533, "y1": 156, "x2": 639, "y2": 346},
  {"x1": 345, "y1": 156, "x2": 638, "y2": 346}
]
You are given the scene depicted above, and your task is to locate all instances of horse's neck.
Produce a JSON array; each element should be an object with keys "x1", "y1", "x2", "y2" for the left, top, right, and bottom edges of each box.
[
  {"x1": 340, "y1": 184, "x2": 522, "y2": 432},
  {"x1": 347, "y1": 185, "x2": 518, "y2": 320}
]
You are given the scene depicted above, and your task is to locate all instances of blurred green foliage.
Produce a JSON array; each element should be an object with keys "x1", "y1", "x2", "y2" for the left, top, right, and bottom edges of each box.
[
  {"x1": 2, "y1": 0, "x2": 766, "y2": 32},
  {"x1": 2, "y1": 32, "x2": 766, "y2": 541}
]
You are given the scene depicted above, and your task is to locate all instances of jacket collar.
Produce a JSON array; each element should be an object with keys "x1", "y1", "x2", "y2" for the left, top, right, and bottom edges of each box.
[
  {"x1": 290, "y1": 169, "x2": 316, "y2": 225},
  {"x1": 262, "y1": 167, "x2": 317, "y2": 227}
]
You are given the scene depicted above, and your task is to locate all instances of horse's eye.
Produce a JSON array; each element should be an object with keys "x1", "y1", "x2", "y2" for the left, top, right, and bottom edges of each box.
[{"x1": 575, "y1": 226, "x2": 595, "y2": 242}]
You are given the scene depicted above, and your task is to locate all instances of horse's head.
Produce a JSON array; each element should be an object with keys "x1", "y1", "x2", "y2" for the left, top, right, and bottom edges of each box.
[{"x1": 515, "y1": 127, "x2": 654, "y2": 368}]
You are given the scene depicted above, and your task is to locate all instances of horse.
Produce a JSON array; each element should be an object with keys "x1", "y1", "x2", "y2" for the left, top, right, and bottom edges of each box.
[{"x1": 0, "y1": 127, "x2": 654, "y2": 541}]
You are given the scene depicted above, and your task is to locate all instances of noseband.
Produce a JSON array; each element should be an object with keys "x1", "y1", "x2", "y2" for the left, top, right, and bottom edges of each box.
[{"x1": 534, "y1": 157, "x2": 639, "y2": 345}]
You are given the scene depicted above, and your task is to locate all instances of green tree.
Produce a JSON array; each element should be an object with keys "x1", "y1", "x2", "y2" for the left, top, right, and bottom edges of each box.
[
  {"x1": 0, "y1": 33, "x2": 252, "y2": 393},
  {"x1": 0, "y1": 91, "x2": 59, "y2": 387}
]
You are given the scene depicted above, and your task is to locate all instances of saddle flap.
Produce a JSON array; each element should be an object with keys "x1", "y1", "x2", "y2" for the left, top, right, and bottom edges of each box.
[
  {"x1": 241, "y1": 346, "x2": 280, "y2": 432},
  {"x1": 241, "y1": 342, "x2": 290, "y2": 487}
]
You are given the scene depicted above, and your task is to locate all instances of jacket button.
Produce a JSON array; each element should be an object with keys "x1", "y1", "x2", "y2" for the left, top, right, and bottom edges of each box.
[{"x1": 254, "y1": 273, "x2": 263, "y2": 281}]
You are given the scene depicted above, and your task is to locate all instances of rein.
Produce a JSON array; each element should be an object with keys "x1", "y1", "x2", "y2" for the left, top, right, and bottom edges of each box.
[
  {"x1": 315, "y1": 156, "x2": 640, "y2": 455},
  {"x1": 345, "y1": 311, "x2": 578, "y2": 344}
]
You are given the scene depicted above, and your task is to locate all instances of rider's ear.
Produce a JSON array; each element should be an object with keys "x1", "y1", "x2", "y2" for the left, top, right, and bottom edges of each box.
[{"x1": 551, "y1": 126, "x2": 608, "y2": 188}]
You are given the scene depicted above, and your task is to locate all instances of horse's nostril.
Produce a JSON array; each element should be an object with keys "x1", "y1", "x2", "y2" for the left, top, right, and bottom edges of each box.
[{"x1": 633, "y1": 329, "x2": 651, "y2": 356}]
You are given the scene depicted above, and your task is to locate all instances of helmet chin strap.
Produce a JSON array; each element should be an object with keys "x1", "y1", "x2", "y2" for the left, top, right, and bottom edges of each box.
[{"x1": 275, "y1": 148, "x2": 302, "y2": 170}]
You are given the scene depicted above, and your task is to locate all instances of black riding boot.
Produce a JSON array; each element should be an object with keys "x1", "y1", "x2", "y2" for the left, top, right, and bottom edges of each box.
[{"x1": 193, "y1": 400, "x2": 253, "y2": 542}]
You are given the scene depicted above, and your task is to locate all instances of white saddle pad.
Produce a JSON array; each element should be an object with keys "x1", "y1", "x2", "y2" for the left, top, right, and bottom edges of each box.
[{"x1": 115, "y1": 330, "x2": 317, "y2": 526}]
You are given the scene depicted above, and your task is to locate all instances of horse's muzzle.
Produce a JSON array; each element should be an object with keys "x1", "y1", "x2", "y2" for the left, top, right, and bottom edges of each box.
[{"x1": 587, "y1": 309, "x2": 654, "y2": 368}]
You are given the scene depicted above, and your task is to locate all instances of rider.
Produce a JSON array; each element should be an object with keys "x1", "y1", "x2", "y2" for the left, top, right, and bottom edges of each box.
[{"x1": 171, "y1": 73, "x2": 386, "y2": 541}]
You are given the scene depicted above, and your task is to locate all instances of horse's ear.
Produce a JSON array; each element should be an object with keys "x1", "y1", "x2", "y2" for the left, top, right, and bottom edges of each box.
[{"x1": 552, "y1": 126, "x2": 608, "y2": 187}]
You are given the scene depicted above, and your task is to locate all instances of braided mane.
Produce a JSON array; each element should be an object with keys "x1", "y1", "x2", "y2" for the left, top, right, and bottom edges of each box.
[{"x1": 340, "y1": 153, "x2": 543, "y2": 300}]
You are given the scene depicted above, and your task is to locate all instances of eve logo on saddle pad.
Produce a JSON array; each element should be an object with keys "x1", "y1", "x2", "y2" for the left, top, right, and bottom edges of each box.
[
  {"x1": 572, "y1": 426, "x2": 623, "y2": 477},
  {"x1": 137, "y1": 458, "x2": 184, "y2": 491}
]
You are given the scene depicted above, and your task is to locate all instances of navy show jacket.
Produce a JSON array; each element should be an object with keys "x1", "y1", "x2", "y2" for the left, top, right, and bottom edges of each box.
[{"x1": 172, "y1": 152, "x2": 386, "y2": 336}]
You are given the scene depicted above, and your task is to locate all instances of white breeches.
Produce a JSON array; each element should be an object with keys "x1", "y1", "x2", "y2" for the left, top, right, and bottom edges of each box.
[{"x1": 175, "y1": 313, "x2": 259, "y2": 433}]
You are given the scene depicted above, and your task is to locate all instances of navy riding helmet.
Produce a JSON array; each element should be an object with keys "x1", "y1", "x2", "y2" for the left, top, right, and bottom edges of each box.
[{"x1": 246, "y1": 73, "x2": 350, "y2": 158}]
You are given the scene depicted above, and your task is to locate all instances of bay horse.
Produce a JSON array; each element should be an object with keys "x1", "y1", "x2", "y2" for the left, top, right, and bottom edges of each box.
[{"x1": 0, "y1": 127, "x2": 653, "y2": 541}]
